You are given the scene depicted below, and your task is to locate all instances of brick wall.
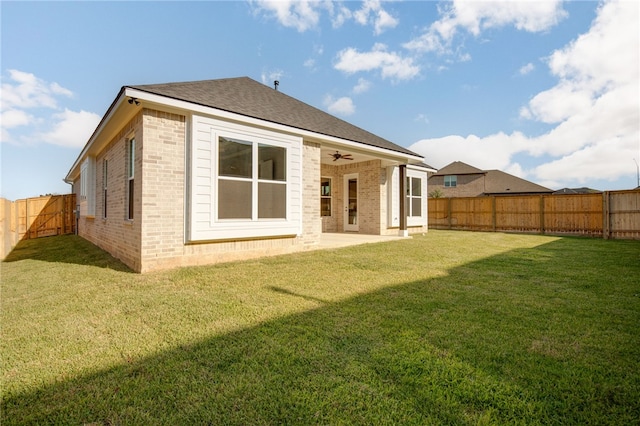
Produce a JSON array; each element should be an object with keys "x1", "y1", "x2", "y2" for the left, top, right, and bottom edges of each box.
[
  {"x1": 320, "y1": 160, "x2": 383, "y2": 234},
  {"x1": 78, "y1": 111, "x2": 143, "y2": 271}
]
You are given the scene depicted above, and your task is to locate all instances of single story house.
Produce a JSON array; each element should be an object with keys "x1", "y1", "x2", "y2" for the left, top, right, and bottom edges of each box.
[
  {"x1": 428, "y1": 161, "x2": 553, "y2": 197},
  {"x1": 65, "y1": 77, "x2": 434, "y2": 272}
]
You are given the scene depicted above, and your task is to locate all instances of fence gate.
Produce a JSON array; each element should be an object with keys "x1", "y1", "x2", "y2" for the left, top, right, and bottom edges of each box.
[{"x1": 16, "y1": 194, "x2": 76, "y2": 239}]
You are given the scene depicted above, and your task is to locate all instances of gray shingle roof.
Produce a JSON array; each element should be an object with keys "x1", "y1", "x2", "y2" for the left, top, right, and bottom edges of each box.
[
  {"x1": 432, "y1": 161, "x2": 484, "y2": 176},
  {"x1": 128, "y1": 77, "x2": 420, "y2": 157},
  {"x1": 483, "y1": 170, "x2": 552, "y2": 194}
]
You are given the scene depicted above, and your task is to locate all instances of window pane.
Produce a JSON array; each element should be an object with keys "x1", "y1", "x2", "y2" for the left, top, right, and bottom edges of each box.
[
  {"x1": 219, "y1": 137, "x2": 252, "y2": 178},
  {"x1": 321, "y1": 178, "x2": 331, "y2": 196},
  {"x1": 258, "y1": 182, "x2": 286, "y2": 219},
  {"x1": 411, "y1": 197, "x2": 422, "y2": 217},
  {"x1": 218, "y1": 180, "x2": 252, "y2": 219},
  {"x1": 412, "y1": 177, "x2": 421, "y2": 196},
  {"x1": 258, "y1": 144, "x2": 286, "y2": 181},
  {"x1": 321, "y1": 198, "x2": 331, "y2": 216},
  {"x1": 128, "y1": 179, "x2": 134, "y2": 220},
  {"x1": 128, "y1": 139, "x2": 135, "y2": 179}
]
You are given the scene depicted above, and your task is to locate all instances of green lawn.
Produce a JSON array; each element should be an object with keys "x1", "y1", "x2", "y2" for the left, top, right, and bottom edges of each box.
[{"x1": 2, "y1": 231, "x2": 639, "y2": 425}]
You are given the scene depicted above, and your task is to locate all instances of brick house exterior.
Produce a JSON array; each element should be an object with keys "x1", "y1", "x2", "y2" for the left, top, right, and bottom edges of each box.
[
  {"x1": 65, "y1": 77, "x2": 433, "y2": 272},
  {"x1": 428, "y1": 161, "x2": 552, "y2": 198}
]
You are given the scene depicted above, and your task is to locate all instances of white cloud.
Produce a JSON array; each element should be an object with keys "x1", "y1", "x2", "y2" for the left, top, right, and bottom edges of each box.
[
  {"x1": 352, "y1": 78, "x2": 372, "y2": 94},
  {"x1": 334, "y1": 43, "x2": 420, "y2": 80},
  {"x1": 414, "y1": 113, "x2": 429, "y2": 124},
  {"x1": 519, "y1": 63, "x2": 535, "y2": 75},
  {"x1": 410, "y1": 0, "x2": 640, "y2": 190},
  {"x1": 353, "y1": 0, "x2": 398, "y2": 35},
  {"x1": 260, "y1": 69, "x2": 285, "y2": 86},
  {"x1": 38, "y1": 109, "x2": 101, "y2": 148},
  {"x1": 324, "y1": 95, "x2": 355, "y2": 116},
  {"x1": 1, "y1": 109, "x2": 32, "y2": 128},
  {"x1": 251, "y1": 0, "x2": 321, "y2": 32},
  {"x1": 0, "y1": 70, "x2": 100, "y2": 148},
  {"x1": 251, "y1": 0, "x2": 397, "y2": 34},
  {"x1": 1, "y1": 69, "x2": 72, "y2": 111},
  {"x1": 404, "y1": 0, "x2": 566, "y2": 55}
]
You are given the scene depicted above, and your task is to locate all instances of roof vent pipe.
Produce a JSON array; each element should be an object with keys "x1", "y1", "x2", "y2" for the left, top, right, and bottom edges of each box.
[{"x1": 274, "y1": 80, "x2": 279, "y2": 91}]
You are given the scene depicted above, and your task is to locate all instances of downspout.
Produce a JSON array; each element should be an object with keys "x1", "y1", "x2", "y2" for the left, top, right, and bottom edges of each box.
[{"x1": 399, "y1": 164, "x2": 408, "y2": 237}]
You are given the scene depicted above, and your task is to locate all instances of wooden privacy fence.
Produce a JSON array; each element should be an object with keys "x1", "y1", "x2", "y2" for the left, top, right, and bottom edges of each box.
[
  {"x1": 1, "y1": 194, "x2": 76, "y2": 259},
  {"x1": 428, "y1": 190, "x2": 640, "y2": 240}
]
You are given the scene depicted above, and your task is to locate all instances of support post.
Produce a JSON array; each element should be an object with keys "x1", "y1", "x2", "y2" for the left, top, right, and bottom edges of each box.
[{"x1": 399, "y1": 164, "x2": 408, "y2": 237}]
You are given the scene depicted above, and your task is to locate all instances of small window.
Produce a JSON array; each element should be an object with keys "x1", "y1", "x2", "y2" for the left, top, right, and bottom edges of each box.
[
  {"x1": 320, "y1": 177, "x2": 332, "y2": 217},
  {"x1": 406, "y1": 176, "x2": 422, "y2": 217},
  {"x1": 444, "y1": 175, "x2": 457, "y2": 187},
  {"x1": 127, "y1": 138, "x2": 135, "y2": 220}
]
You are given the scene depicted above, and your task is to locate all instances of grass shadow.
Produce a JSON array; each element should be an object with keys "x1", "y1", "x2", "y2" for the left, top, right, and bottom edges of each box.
[
  {"x1": 2, "y1": 235, "x2": 639, "y2": 424},
  {"x1": 2, "y1": 234, "x2": 132, "y2": 272}
]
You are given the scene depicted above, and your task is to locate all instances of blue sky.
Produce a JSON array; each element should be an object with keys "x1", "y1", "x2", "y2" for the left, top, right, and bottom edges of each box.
[{"x1": 1, "y1": 0, "x2": 638, "y2": 200}]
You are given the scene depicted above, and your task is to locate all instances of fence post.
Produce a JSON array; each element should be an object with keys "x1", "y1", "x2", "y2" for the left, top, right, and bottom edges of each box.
[
  {"x1": 603, "y1": 191, "x2": 610, "y2": 239},
  {"x1": 447, "y1": 197, "x2": 452, "y2": 230},
  {"x1": 492, "y1": 196, "x2": 497, "y2": 232},
  {"x1": 540, "y1": 195, "x2": 545, "y2": 235}
]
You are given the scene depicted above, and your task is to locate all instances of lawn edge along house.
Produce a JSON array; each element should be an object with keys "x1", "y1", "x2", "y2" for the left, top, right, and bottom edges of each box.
[{"x1": 64, "y1": 77, "x2": 435, "y2": 272}]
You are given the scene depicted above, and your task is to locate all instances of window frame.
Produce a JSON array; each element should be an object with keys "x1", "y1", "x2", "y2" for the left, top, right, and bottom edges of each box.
[
  {"x1": 215, "y1": 135, "x2": 288, "y2": 222},
  {"x1": 127, "y1": 137, "x2": 135, "y2": 220},
  {"x1": 103, "y1": 159, "x2": 108, "y2": 219},
  {"x1": 320, "y1": 177, "x2": 332, "y2": 217},
  {"x1": 444, "y1": 175, "x2": 457, "y2": 187},
  {"x1": 406, "y1": 176, "x2": 422, "y2": 218}
]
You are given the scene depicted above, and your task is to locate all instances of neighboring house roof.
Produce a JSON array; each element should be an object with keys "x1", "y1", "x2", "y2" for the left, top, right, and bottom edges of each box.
[
  {"x1": 428, "y1": 161, "x2": 553, "y2": 195},
  {"x1": 553, "y1": 187, "x2": 601, "y2": 194},
  {"x1": 128, "y1": 77, "x2": 419, "y2": 157},
  {"x1": 482, "y1": 170, "x2": 552, "y2": 194},
  {"x1": 432, "y1": 161, "x2": 484, "y2": 176}
]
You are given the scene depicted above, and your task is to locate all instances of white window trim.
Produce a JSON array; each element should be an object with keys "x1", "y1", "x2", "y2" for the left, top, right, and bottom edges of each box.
[
  {"x1": 188, "y1": 115, "x2": 303, "y2": 242},
  {"x1": 406, "y1": 168, "x2": 427, "y2": 227},
  {"x1": 79, "y1": 157, "x2": 96, "y2": 217},
  {"x1": 388, "y1": 165, "x2": 427, "y2": 228}
]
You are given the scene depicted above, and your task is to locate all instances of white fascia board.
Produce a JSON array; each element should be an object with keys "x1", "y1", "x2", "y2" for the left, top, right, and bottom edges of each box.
[
  {"x1": 126, "y1": 88, "x2": 425, "y2": 165},
  {"x1": 408, "y1": 164, "x2": 437, "y2": 173}
]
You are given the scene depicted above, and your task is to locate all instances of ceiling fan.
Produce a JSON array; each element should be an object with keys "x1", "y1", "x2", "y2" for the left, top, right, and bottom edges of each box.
[{"x1": 330, "y1": 151, "x2": 354, "y2": 161}]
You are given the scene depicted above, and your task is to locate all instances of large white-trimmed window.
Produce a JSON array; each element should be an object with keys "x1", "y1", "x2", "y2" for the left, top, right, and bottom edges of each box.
[
  {"x1": 127, "y1": 138, "x2": 135, "y2": 220},
  {"x1": 444, "y1": 175, "x2": 457, "y2": 187},
  {"x1": 217, "y1": 136, "x2": 287, "y2": 220},
  {"x1": 189, "y1": 115, "x2": 303, "y2": 242},
  {"x1": 320, "y1": 177, "x2": 332, "y2": 217}
]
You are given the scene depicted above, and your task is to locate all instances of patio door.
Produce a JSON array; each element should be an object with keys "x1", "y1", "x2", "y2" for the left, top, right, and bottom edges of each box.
[{"x1": 343, "y1": 174, "x2": 359, "y2": 232}]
